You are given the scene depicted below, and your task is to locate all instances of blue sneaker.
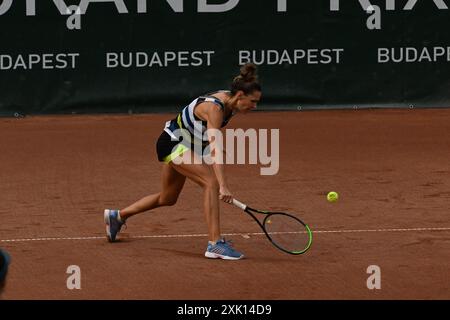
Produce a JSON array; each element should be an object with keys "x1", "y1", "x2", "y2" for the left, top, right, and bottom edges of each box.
[
  {"x1": 205, "y1": 238, "x2": 244, "y2": 260},
  {"x1": 104, "y1": 209, "x2": 125, "y2": 242},
  {"x1": 0, "y1": 249, "x2": 10, "y2": 284}
]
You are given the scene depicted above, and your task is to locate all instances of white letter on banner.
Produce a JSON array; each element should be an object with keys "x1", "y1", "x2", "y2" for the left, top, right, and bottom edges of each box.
[
  {"x1": 404, "y1": 0, "x2": 448, "y2": 10},
  {"x1": 26, "y1": 0, "x2": 35, "y2": 15},
  {"x1": 386, "y1": 0, "x2": 395, "y2": 10},
  {"x1": 51, "y1": 0, "x2": 71, "y2": 15},
  {"x1": 333, "y1": 49, "x2": 344, "y2": 63},
  {"x1": 137, "y1": 0, "x2": 147, "y2": 13},
  {"x1": 106, "y1": 53, "x2": 119, "y2": 68},
  {"x1": 68, "y1": 53, "x2": 80, "y2": 68},
  {"x1": 267, "y1": 50, "x2": 279, "y2": 65},
  {"x1": 433, "y1": 0, "x2": 448, "y2": 9},
  {"x1": 203, "y1": 51, "x2": 214, "y2": 66},
  {"x1": 166, "y1": 0, "x2": 183, "y2": 12},
  {"x1": 330, "y1": 0, "x2": 339, "y2": 11},
  {"x1": 433, "y1": 47, "x2": 445, "y2": 60},
  {"x1": 404, "y1": 0, "x2": 418, "y2": 10},
  {"x1": 79, "y1": 0, "x2": 128, "y2": 14},
  {"x1": 239, "y1": 51, "x2": 251, "y2": 65},
  {"x1": 359, "y1": 0, "x2": 373, "y2": 11},
  {"x1": 28, "y1": 54, "x2": 41, "y2": 69},
  {"x1": 0, "y1": 0, "x2": 13, "y2": 15},
  {"x1": 0, "y1": 55, "x2": 12, "y2": 70},
  {"x1": 378, "y1": 48, "x2": 389, "y2": 63},
  {"x1": 406, "y1": 47, "x2": 418, "y2": 62},
  {"x1": 137, "y1": 0, "x2": 183, "y2": 13},
  {"x1": 198, "y1": 0, "x2": 239, "y2": 13},
  {"x1": 277, "y1": 0, "x2": 287, "y2": 12},
  {"x1": 29, "y1": 0, "x2": 70, "y2": 15},
  {"x1": 331, "y1": 0, "x2": 373, "y2": 11},
  {"x1": 28, "y1": 0, "x2": 70, "y2": 16}
]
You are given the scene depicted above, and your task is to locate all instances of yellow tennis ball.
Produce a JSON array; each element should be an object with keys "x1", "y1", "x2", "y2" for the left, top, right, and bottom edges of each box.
[{"x1": 327, "y1": 191, "x2": 339, "y2": 202}]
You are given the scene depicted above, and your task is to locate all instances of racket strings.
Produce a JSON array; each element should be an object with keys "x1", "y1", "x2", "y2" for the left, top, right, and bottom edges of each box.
[{"x1": 264, "y1": 214, "x2": 311, "y2": 254}]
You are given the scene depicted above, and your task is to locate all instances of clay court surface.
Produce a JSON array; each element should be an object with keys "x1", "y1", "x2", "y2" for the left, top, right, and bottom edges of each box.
[{"x1": 0, "y1": 109, "x2": 449, "y2": 300}]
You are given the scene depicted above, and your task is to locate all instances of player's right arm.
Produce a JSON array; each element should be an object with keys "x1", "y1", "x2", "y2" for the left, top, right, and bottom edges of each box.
[{"x1": 199, "y1": 103, "x2": 233, "y2": 203}]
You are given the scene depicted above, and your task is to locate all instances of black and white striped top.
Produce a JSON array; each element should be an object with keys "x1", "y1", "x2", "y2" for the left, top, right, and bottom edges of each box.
[{"x1": 164, "y1": 91, "x2": 234, "y2": 144}]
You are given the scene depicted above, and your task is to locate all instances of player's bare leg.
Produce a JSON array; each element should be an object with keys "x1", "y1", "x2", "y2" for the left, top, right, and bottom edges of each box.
[
  {"x1": 169, "y1": 151, "x2": 221, "y2": 242},
  {"x1": 119, "y1": 164, "x2": 186, "y2": 220},
  {"x1": 104, "y1": 164, "x2": 185, "y2": 241},
  {"x1": 169, "y1": 150, "x2": 243, "y2": 259}
]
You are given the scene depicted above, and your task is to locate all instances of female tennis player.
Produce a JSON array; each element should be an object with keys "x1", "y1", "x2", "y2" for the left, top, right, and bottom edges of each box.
[{"x1": 104, "y1": 63, "x2": 262, "y2": 260}]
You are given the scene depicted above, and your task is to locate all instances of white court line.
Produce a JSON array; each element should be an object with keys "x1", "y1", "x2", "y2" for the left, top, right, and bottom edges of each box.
[{"x1": 0, "y1": 227, "x2": 449, "y2": 243}]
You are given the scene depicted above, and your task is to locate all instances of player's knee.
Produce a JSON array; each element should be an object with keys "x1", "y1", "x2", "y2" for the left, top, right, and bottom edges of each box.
[{"x1": 158, "y1": 194, "x2": 178, "y2": 206}]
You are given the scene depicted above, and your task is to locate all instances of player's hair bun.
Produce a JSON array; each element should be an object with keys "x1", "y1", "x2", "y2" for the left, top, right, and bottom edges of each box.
[
  {"x1": 231, "y1": 63, "x2": 261, "y2": 95},
  {"x1": 236, "y1": 63, "x2": 258, "y2": 83}
]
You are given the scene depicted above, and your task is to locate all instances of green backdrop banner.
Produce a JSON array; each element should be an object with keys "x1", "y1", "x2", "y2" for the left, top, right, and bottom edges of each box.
[{"x1": 0, "y1": 0, "x2": 449, "y2": 115}]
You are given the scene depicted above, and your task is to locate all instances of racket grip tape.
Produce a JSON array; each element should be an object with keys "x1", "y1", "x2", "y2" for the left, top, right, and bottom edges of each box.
[{"x1": 232, "y1": 199, "x2": 247, "y2": 211}]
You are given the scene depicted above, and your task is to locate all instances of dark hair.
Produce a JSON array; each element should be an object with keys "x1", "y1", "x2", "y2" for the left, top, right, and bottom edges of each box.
[{"x1": 231, "y1": 63, "x2": 262, "y2": 95}]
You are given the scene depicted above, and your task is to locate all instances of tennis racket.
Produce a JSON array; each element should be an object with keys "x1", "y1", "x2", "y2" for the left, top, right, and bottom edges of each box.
[{"x1": 232, "y1": 199, "x2": 312, "y2": 255}]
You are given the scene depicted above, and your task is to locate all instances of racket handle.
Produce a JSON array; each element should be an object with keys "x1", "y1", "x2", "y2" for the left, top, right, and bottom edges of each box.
[{"x1": 232, "y1": 199, "x2": 247, "y2": 211}]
